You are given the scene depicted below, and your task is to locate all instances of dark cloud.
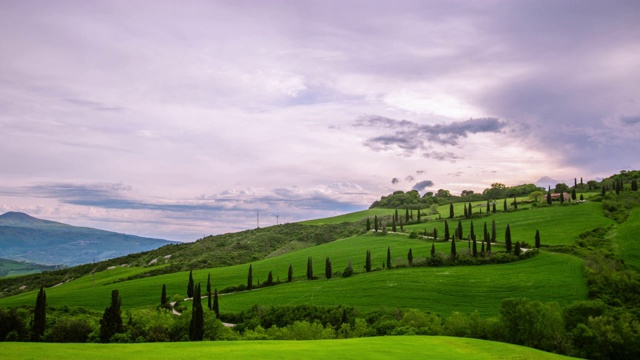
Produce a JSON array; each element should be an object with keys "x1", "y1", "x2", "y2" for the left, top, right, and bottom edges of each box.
[
  {"x1": 416, "y1": 170, "x2": 424, "y2": 174},
  {"x1": 423, "y1": 151, "x2": 462, "y2": 162},
  {"x1": 405, "y1": 175, "x2": 415, "y2": 182},
  {"x1": 412, "y1": 180, "x2": 434, "y2": 192},
  {"x1": 620, "y1": 115, "x2": 640, "y2": 126},
  {"x1": 391, "y1": 177, "x2": 400, "y2": 184},
  {"x1": 355, "y1": 115, "x2": 507, "y2": 156}
]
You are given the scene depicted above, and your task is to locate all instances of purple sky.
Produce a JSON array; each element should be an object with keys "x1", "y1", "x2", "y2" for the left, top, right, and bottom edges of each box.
[{"x1": 1, "y1": 0, "x2": 639, "y2": 241}]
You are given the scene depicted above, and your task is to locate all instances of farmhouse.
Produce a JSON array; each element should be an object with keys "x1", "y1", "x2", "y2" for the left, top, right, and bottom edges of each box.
[{"x1": 550, "y1": 192, "x2": 571, "y2": 201}]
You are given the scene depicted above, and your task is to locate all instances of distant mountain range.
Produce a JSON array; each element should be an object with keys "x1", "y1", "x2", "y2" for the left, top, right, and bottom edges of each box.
[{"x1": 0, "y1": 212, "x2": 178, "y2": 267}]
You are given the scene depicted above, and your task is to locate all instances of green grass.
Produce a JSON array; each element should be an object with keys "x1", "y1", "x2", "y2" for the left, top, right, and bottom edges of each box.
[
  {"x1": 614, "y1": 208, "x2": 640, "y2": 270},
  {"x1": 300, "y1": 208, "x2": 398, "y2": 225},
  {"x1": 0, "y1": 336, "x2": 577, "y2": 359}
]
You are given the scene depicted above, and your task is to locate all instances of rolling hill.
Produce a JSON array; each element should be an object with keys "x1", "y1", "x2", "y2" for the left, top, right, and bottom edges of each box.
[{"x1": 0, "y1": 212, "x2": 177, "y2": 267}]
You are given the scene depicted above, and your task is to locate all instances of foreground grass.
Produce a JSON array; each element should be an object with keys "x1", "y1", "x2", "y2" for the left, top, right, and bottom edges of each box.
[{"x1": 0, "y1": 336, "x2": 576, "y2": 360}]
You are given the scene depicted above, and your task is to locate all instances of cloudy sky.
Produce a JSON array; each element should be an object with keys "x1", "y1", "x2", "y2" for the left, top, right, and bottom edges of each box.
[{"x1": 1, "y1": 0, "x2": 639, "y2": 241}]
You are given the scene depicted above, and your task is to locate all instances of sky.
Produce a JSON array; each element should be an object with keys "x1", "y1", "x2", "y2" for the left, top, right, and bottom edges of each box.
[{"x1": 1, "y1": 0, "x2": 639, "y2": 241}]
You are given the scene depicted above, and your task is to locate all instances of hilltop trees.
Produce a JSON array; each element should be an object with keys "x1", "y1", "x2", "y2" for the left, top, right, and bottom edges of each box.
[
  {"x1": 99, "y1": 289, "x2": 123, "y2": 343},
  {"x1": 187, "y1": 270, "x2": 194, "y2": 298},
  {"x1": 31, "y1": 286, "x2": 46, "y2": 342},
  {"x1": 189, "y1": 283, "x2": 204, "y2": 341}
]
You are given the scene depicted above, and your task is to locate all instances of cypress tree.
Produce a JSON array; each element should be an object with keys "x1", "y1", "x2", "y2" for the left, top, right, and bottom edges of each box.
[
  {"x1": 99, "y1": 289, "x2": 123, "y2": 343},
  {"x1": 491, "y1": 219, "x2": 497, "y2": 243},
  {"x1": 386, "y1": 246, "x2": 391, "y2": 269},
  {"x1": 433, "y1": 227, "x2": 438, "y2": 241},
  {"x1": 161, "y1": 284, "x2": 167, "y2": 307},
  {"x1": 514, "y1": 241, "x2": 521, "y2": 256},
  {"x1": 601, "y1": 184, "x2": 606, "y2": 196},
  {"x1": 307, "y1": 257, "x2": 313, "y2": 280},
  {"x1": 468, "y1": 202, "x2": 472, "y2": 217},
  {"x1": 450, "y1": 236, "x2": 457, "y2": 259},
  {"x1": 411, "y1": 210, "x2": 414, "y2": 220},
  {"x1": 392, "y1": 216, "x2": 397, "y2": 232},
  {"x1": 405, "y1": 209, "x2": 409, "y2": 223},
  {"x1": 449, "y1": 203, "x2": 454, "y2": 218},
  {"x1": 365, "y1": 250, "x2": 372, "y2": 272},
  {"x1": 31, "y1": 285, "x2": 46, "y2": 342},
  {"x1": 395, "y1": 209, "x2": 399, "y2": 222},
  {"x1": 632, "y1": 179, "x2": 638, "y2": 191},
  {"x1": 505, "y1": 224, "x2": 512, "y2": 253},
  {"x1": 187, "y1": 270, "x2": 194, "y2": 298},
  {"x1": 486, "y1": 236, "x2": 492, "y2": 252},
  {"x1": 470, "y1": 221, "x2": 475, "y2": 240},
  {"x1": 407, "y1": 248, "x2": 413, "y2": 266},
  {"x1": 189, "y1": 283, "x2": 204, "y2": 341},
  {"x1": 207, "y1": 274, "x2": 212, "y2": 310},
  {"x1": 560, "y1": 191, "x2": 565, "y2": 204},
  {"x1": 571, "y1": 188, "x2": 577, "y2": 200},
  {"x1": 492, "y1": 203, "x2": 497, "y2": 213},
  {"x1": 472, "y1": 235, "x2": 478, "y2": 257},
  {"x1": 374, "y1": 216, "x2": 379, "y2": 232},
  {"x1": 213, "y1": 288, "x2": 220, "y2": 319},
  {"x1": 417, "y1": 209, "x2": 421, "y2": 222},
  {"x1": 547, "y1": 186, "x2": 552, "y2": 205},
  {"x1": 444, "y1": 220, "x2": 450, "y2": 241},
  {"x1": 464, "y1": 203, "x2": 468, "y2": 218},
  {"x1": 486, "y1": 201, "x2": 490, "y2": 213},
  {"x1": 481, "y1": 237, "x2": 485, "y2": 254},
  {"x1": 366, "y1": 217, "x2": 371, "y2": 231},
  {"x1": 288, "y1": 264, "x2": 293, "y2": 282},
  {"x1": 580, "y1": 194, "x2": 584, "y2": 201},
  {"x1": 325, "y1": 257, "x2": 332, "y2": 279},
  {"x1": 431, "y1": 242, "x2": 436, "y2": 258},
  {"x1": 535, "y1": 229, "x2": 541, "y2": 249},
  {"x1": 267, "y1": 271, "x2": 274, "y2": 285},
  {"x1": 503, "y1": 198, "x2": 508, "y2": 211},
  {"x1": 457, "y1": 220, "x2": 463, "y2": 240},
  {"x1": 513, "y1": 197, "x2": 518, "y2": 209},
  {"x1": 247, "y1": 264, "x2": 253, "y2": 289}
]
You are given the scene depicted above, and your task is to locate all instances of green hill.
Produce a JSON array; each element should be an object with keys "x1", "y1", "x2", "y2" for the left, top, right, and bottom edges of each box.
[{"x1": 0, "y1": 258, "x2": 60, "y2": 277}]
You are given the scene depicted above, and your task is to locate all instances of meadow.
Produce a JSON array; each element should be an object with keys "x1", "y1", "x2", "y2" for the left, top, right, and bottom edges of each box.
[{"x1": 0, "y1": 336, "x2": 577, "y2": 359}]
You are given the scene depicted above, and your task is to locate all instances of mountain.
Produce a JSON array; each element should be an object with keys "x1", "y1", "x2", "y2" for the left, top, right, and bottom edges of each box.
[{"x1": 0, "y1": 212, "x2": 178, "y2": 266}]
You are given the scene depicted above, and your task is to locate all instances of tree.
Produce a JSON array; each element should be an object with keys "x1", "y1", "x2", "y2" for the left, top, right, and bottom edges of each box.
[
  {"x1": 450, "y1": 237, "x2": 457, "y2": 259},
  {"x1": 444, "y1": 220, "x2": 450, "y2": 241},
  {"x1": 433, "y1": 227, "x2": 438, "y2": 241},
  {"x1": 468, "y1": 202, "x2": 472, "y2": 217},
  {"x1": 31, "y1": 285, "x2": 46, "y2": 342},
  {"x1": 491, "y1": 219, "x2": 497, "y2": 243},
  {"x1": 505, "y1": 224, "x2": 512, "y2": 253},
  {"x1": 513, "y1": 197, "x2": 518, "y2": 209},
  {"x1": 529, "y1": 191, "x2": 544, "y2": 202},
  {"x1": 547, "y1": 186, "x2": 552, "y2": 205},
  {"x1": 99, "y1": 289, "x2": 123, "y2": 343},
  {"x1": 366, "y1": 217, "x2": 371, "y2": 231},
  {"x1": 503, "y1": 198, "x2": 508, "y2": 212},
  {"x1": 213, "y1": 288, "x2": 220, "y2": 319},
  {"x1": 486, "y1": 201, "x2": 490, "y2": 213},
  {"x1": 560, "y1": 191, "x2": 565, "y2": 204},
  {"x1": 187, "y1": 270, "x2": 194, "y2": 298},
  {"x1": 469, "y1": 221, "x2": 475, "y2": 240},
  {"x1": 247, "y1": 264, "x2": 253, "y2": 290},
  {"x1": 307, "y1": 257, "x2": 313, "y2": 280},
  {"x1": 267, "y1": 271, "x2": 274, "y2": 285},
  {"x1": 417, "y1": 209, "x2": 421, "y2": 222},
  {"x1": 189, "y1": 283, "x2": 204, "y2": 341},
  {"x1": 580, "y1": 194, "x2": 584, "y2": 201},
  {"x1": 457, "y1": 220, "x2": 463, "y2": 240},
  {"x1": 486, "y1": 237, "x2": 492, "y2": 253},
  {"x1": 632, "y1": 179, "x2": 638, "y2": 191},
  {"x1": 392, "y1": 216, "x2": 397, "y2": 232},
  {"x1": 386, "y1": 246, "x2": 392, "y2": 269},
  {"x1": 472, "y1": 236, "x2": 478, "y2": 257},
  {"x1": 492, "y1": 203, "x2": 497, "y2": 213},
  {"x1": 535, "y1": 229, "x2": 540, "y2": 249},
  {"x1": 464, "y1": 203, "x2": 468, "y2": 218},
  {"x1": 374, "y1": 215, "x2": 379, "y2": 232},
  {"x1": 407, "y1": 248, "x2": 413, "y2": 266},
  {"x1": 325, "y1": 257, "x2": 332, "y2": 279},
  {"x1": 449, "y1": 203, "x2": 454, "y2": 218},
  {"x1": 431, "y1": 242, "x2": 436, "y2": 258},
  {"x1": 288, "y1": 264, "x2": 294, "y2": 282},
  {"x1": 161, "y1": 284, "x2": 167, "y2": 307},
  {"x1": 395, "y1": 209, "x2": 399, "y2": 222},
  {"x1": 405, "y1": 209, "x2": 410, "y2": 223},
  {"x1": 207, "y1": 274, "x2": 212, "y2": 310},
  {"x1": 514, "y1": 241, "x2": 521, "y2": 256},
  {"x1": 365, "y1": 250, "x2": 372, "y2": 272},
  {"x1": 571, "y1": 188, "x2": 577, "y2": 200}
]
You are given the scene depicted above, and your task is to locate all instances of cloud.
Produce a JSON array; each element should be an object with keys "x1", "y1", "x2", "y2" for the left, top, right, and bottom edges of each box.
[
  {"x1": 354, "y1": 115, "x2": 507, "y2": 156},
  {"x1": 412, "y1": 180, "x2": 435, "y2": 192},
  {"x1": 405, "y1": 175, "x2": 415, "y2": 182},
  {"x1": 620, "y1": 115, "x2": 640, "y2": 125},
  {"x1": 423, "y1": 151, "x2": 462, "y2": 162},
  {"x1": 391, "y1": 177, "x2": 400, "y2": 184}
]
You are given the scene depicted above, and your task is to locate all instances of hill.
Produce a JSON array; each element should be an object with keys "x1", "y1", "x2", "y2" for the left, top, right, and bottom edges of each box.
[
  {"x1": 0, "y1": 258, "x2": 60, "y2": 277},
  {"x1": 0, "y1": 212, "x2": 177, "y2": 266}
]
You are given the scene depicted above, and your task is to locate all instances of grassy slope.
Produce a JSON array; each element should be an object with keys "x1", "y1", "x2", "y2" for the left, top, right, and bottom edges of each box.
[
  {"x1": 613, "y1": 207, "x2": 640, "y2": 270},
  {"x1": 0, "y1": 336, "x2": 577, "y2": 359}
]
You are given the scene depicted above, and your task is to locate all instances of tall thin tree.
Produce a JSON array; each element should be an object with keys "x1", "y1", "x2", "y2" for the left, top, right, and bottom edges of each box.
[
  {"x1": 213, "y1": 288, "x2": 220, "y2": 319},
  {"x1": 31, "y1": 285, "x2": 46, "y2": 342},
  {"x1": 444, "y1": 219, "x2": 450, "y2": 241},
  {"x1": 325, "y1": 257, "x2": 332, "y2": 279},
  {"x1": 491, "y1": 219, "x2": 497, "y2": 243},
  {"x1": 207, "y1": 274, "x2": 212, "y2": 310},
  {"x1": 505, "y1": 224, "x2": 512, "y2": 253},
  {"x1": 189, "y1": 283, "x2": 204, "y2": 341},
  {"x1": 99, "y1": 289, "x2": 123, "y2": 343},
  {"x1": 161, "y1": 284, "x2": 167, "y2": 307},
  {"x1": 187, "y1": 270, "x2": 194, "y2": 298},
  {"x1": 407, "y1": 248, "x2": 413, "y2": 266},
  {"x1": 288, "y1": 264, "x2": 293, "y2": 282},
  {"x1": 365, "y1": 250, "x2": 372, "y2": 272},
  {"x1": 449, "y1": 203, "x2": 454, "y2": 218},
  {"x1": 386, "y1": 246, "x2": 392, "y2": 270},
  {"x1": 247, "y1": 264, "x2": 253, "y2": 290},
  {"x1": 307, "y1": 256, "x2": 313, "y2": 280},
  {"x1": 535, "y1": 229, "x2": 541, "y2": 249},
  {"x1": 450, "y1": 236, "x2": 457, "y2": 259}
]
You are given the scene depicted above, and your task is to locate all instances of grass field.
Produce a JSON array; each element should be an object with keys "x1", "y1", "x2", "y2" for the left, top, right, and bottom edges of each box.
[
  {"x1": 613, "y1": 208, "x2": 640, "y2": 270},
  {"x1": 0, "y1": 336, "x2": 577, "y2": 359}
]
